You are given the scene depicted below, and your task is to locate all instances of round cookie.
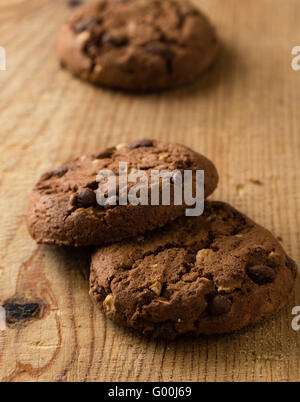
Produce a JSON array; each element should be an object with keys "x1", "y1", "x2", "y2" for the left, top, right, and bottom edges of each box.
[
  {"x1": 57, "y1": 0, "x2": 219, "y2": 91},
  {"x1": 90, "y1": 201, "x2": 297, "y2": 339},
  {"x1": 27, "y1": 139, "x2": 218, "y2": 246}
]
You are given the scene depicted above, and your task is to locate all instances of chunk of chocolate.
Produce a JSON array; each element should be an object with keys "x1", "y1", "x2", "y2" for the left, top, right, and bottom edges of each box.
[
  {"x1": 77, "y1": 187, "x2": 96, "y2": 207},
  {"x1": 247, "y1": 265, "x2": 276, "y2": 285}
]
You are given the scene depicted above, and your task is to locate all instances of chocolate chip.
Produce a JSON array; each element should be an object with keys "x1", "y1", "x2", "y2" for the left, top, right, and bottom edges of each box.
[
  {"x1": 208, "y1": 295, "x2": 232, "y2": 316},
  {"x1": 42, "y1": 165, "x2": 68, "y2": 180},
  {"x1": 144, "y1": 41, "x2": 171, "y2": 57},
  {"x1": 67, "y1": 0, "x2": 82, "y2": 8},
  {"x1": 247, "y1": 265, "x2": 276, "y2": 285},
  {"x1": 3, "y1": 298, "x2": 41, "y2": 325},
  {"x1": 101, "y1": 33, "x2": 128, "y2": 47},
  {"x1": 73, "y1": 18, "x2": 95, "y2": 33},
  {"x1": 128, "y1": 139, "x2": 154, "y2": 149},
  {"x1": 86, "y1": 181, "x2": 99, "y2": 190},
  {"x1": 143, "y1": 42, "x2": 174, "y2": 74},
  {"x1": 94, "y1": 147, "x2": 115, "y2": 159},
  {"x1": 76, "y1": 188, "x2": 96, "y2": 207}
]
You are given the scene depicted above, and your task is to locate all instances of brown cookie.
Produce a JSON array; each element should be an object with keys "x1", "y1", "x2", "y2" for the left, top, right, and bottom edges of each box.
[
  {"x1": 57, "y1": 0, "x2": 219, "y2": 91},
  {"x1": 90, "y1": 201, "x2": 297, "y2": 339},
  {"x1": 27, "y1": 139, "x2": 218, "y2": 246}
]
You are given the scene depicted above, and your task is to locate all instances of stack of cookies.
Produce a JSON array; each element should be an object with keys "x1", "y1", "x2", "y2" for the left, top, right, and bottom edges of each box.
[{"x1": 27, "y1": 139, "x2": 297, "y2": 339}]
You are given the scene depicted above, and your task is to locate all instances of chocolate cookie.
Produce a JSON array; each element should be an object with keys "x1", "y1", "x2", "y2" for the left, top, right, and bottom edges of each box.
[
  {"x1": 27, "y1": 139, "x2": 218, "y2": 246},
  {"x1": 90, "y1": 201, "x2": 297, "y2": 338},
  {"x1": 57, "y1": 0, "x2": 219, "y2": 90}
]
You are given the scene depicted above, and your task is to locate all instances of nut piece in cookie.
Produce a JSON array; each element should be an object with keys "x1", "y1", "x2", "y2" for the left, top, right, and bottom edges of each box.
[
  {"x1": 149, "y1": 281, "x2": 162, "y2": 296},
  {"x1": 103, "y1": 294, "x2": 115, "y2": 312},
  {"x1": 76, "y1": 188, "x2": 97, "y2": 207}
]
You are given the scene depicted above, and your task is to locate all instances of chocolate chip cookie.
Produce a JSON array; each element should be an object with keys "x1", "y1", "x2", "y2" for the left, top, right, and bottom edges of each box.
[
  {"x1": 90, "y1": 201, "x2": 297, "y2": 339},
  {"x1": 27, "y1": 139, "x2": 218, "y2": 246},
  {"x1": 57, "y1": 0, "x2": 219, "y2": 90}
]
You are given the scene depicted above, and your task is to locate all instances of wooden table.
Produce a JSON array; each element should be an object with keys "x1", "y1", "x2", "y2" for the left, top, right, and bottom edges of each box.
[{"x1": 0, "y1": 0, "x2": 299, "y2": 382}]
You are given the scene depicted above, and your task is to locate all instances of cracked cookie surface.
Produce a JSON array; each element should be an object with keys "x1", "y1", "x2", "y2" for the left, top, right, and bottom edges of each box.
[
  {"x1": 90, "y1": 201, "x2": 297, "y2": 338},
  {"x1": 57, "y1": 0, "x2": 219, "y2": 90},
  {"x1": 27, "y1": 139, "x2": 218, "y2": 246}
]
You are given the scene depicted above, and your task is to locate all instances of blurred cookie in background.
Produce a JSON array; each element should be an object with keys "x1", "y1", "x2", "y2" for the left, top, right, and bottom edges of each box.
[{"x1": 57, "y1": 0, "x2": 219, "y2": 91}]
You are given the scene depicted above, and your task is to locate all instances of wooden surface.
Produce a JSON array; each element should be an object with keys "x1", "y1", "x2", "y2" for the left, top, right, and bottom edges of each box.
[{"x1": 0, "y1": 0, "x2": 299, "y2": 382}]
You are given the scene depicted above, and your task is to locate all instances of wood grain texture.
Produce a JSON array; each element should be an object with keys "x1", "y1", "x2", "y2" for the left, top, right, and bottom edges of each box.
[{"x1": 0, "y1": 0, "x2": 299, "y2": 382}]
